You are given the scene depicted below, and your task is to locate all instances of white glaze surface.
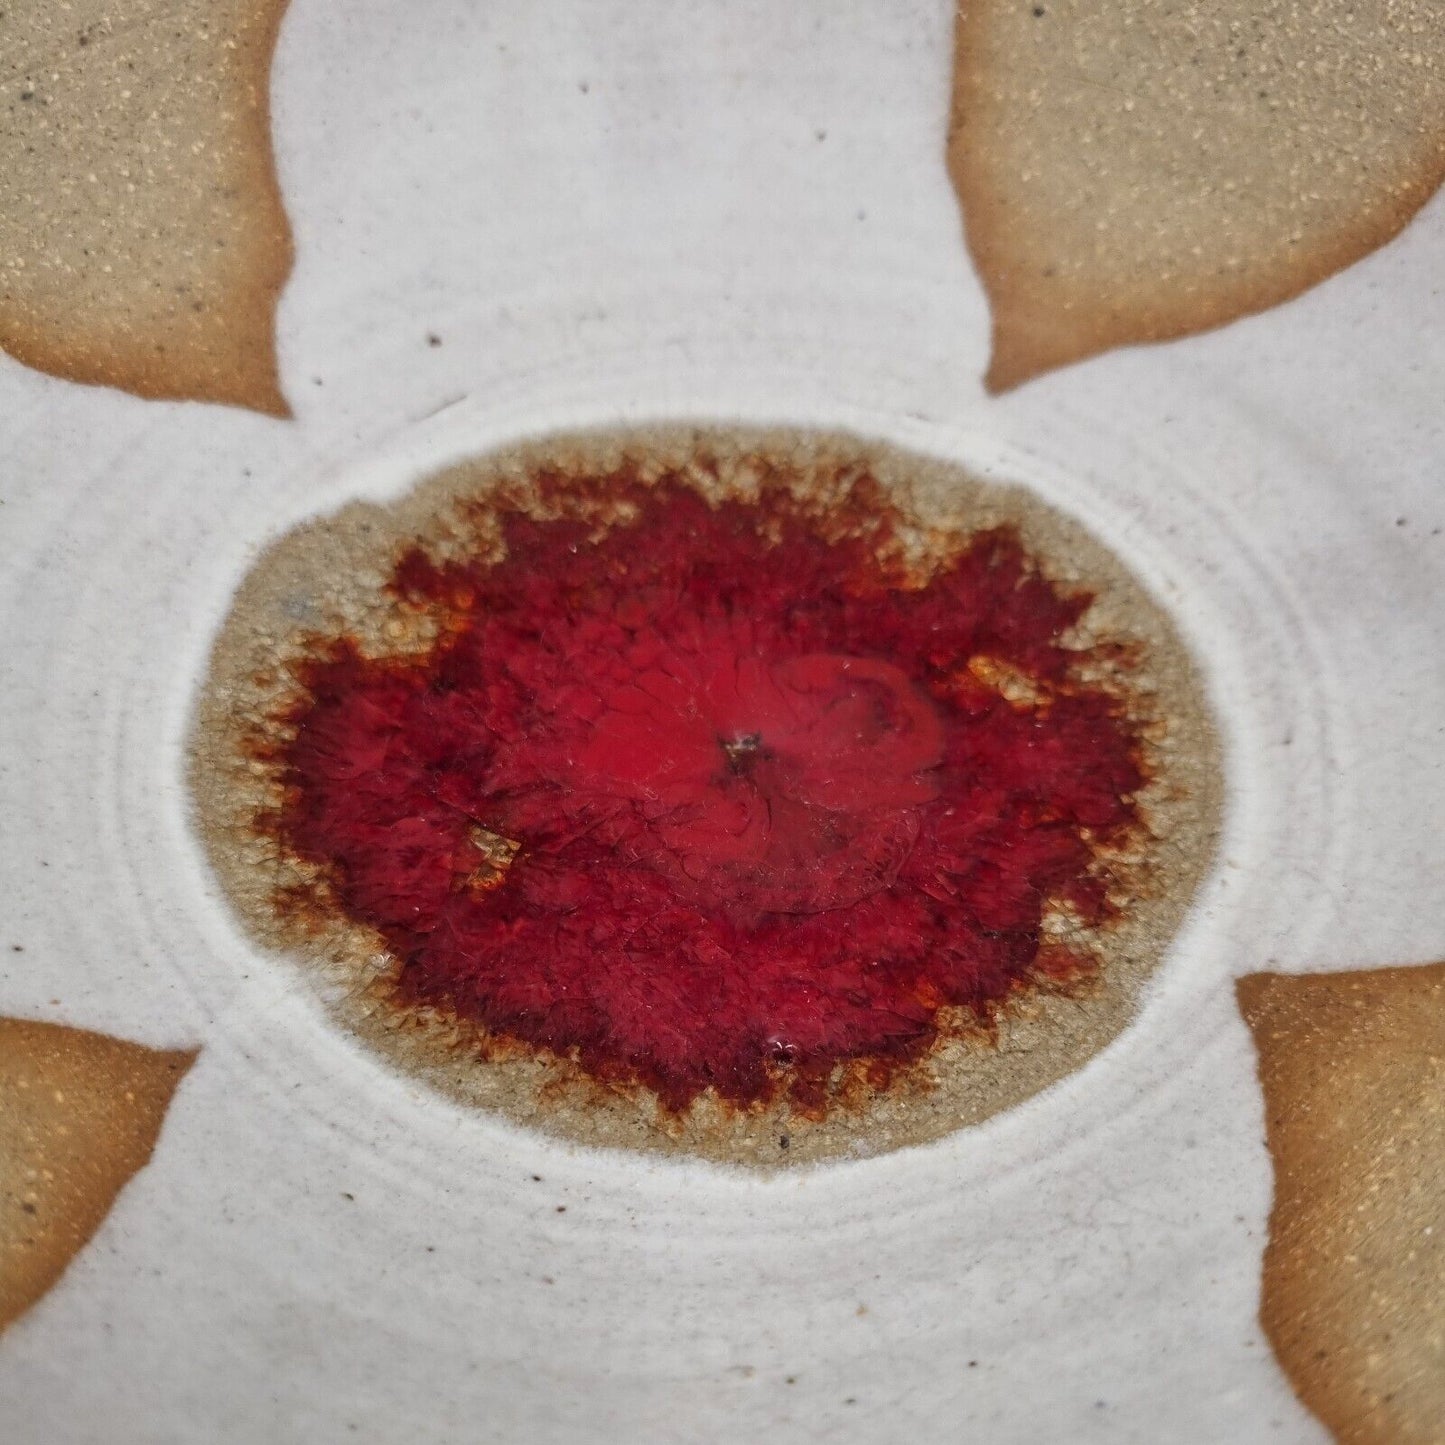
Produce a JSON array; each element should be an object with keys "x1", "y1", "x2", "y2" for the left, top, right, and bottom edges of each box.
[{"x1": 2, "y1": 2, "x2": 1442, "y2": 1440}]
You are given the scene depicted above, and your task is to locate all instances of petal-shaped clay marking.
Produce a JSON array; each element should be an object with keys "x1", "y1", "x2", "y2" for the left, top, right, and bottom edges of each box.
[
  {"x1": 1, "y1": 1018, "x2": 197, "y2": 1333},
  {"x1": 949, "y1": 0, "x2": 1445, "y2": 390},
  {"x1": 0, "y1": 0, "x2": 293, "y2": 414},
  {"x1": 1238, "y1": 964, "x2": 1445, "y2": 1445}
]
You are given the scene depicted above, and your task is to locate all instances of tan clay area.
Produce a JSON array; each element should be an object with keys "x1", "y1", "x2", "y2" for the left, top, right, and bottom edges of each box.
[
  {"x1": 0, "y1": 1018, "x2": 196, "y2": 1332},
  {"x1": 190, "y1": 427, "x2": 1222, "y2": 1168},
  {"x1": 1238, "y1": 964, "x2": 1445, "y2": 1445},
  {"x1": 0, "y1": 0, "x2": 292, "y2": 413},
  {"x1": 950, "y1": 0, "x2": 1445, "y2": 390}
]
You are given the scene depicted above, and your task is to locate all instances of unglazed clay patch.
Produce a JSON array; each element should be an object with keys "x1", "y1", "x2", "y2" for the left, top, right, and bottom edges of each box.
[
  {"x1": 191, "y1": 429, "x2": 1220, "y2": 1165},
  {"x1": 0, "y1": 1019, "x2": 196, "y2": 1333},
  {"x1": 1238, "y1": 964, "x2": 1445, "y2": 1445},
  {"x1": 948, "y1": 0, "x2": 1445, "y2": 391},
  {"x1": 0, "y1": 0, "x2": 293, "y2": 414}
]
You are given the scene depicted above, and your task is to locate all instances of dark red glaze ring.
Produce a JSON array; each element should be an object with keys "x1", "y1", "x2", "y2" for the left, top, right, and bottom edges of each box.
[{"x1": 267, "y1": 471, "x2": 1146, "y2": 1114}]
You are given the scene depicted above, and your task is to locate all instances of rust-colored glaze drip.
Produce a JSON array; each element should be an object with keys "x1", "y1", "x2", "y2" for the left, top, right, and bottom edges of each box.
[{"x1": 258, "y1": 466, "x2": 1145, "y2": 1115}]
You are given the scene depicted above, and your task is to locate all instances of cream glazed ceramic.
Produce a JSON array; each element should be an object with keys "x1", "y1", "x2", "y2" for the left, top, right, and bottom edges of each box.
[{"x1": 1, "y1": 2, "x2": 1442, "y2": 1440}]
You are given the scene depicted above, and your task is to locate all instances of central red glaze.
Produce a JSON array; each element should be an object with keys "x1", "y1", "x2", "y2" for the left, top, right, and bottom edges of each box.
[
  {"x1": 569, "y1": 642, "x2": 943, "y2": 914},
  {"x1": 271, "y1": 471, "x2": 1146, "y2": 1111}
]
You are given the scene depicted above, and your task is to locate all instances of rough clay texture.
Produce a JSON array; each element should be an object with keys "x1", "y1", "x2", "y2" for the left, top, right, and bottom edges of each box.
[
  {"x1": 1238, "y1": 964, "x2": 1445, "y2": 1445},
  {"x1": 0, "y1": 0, "x2": 293, "y2": 414},
  {"x1": 949, "y1": 0, "x2": 1445, "y2": 391},
  {"x1": 0, "y1": 1018, "x2": 196, "y2": 1332},
  {"x1": 190, "y1": 427, "x2": 1222, "y2": 1168}
]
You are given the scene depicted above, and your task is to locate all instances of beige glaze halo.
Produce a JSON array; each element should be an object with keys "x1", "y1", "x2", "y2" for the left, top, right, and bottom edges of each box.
[{"x1": 189, "y1": 426, "x2": 1222, "y2": 1168}]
